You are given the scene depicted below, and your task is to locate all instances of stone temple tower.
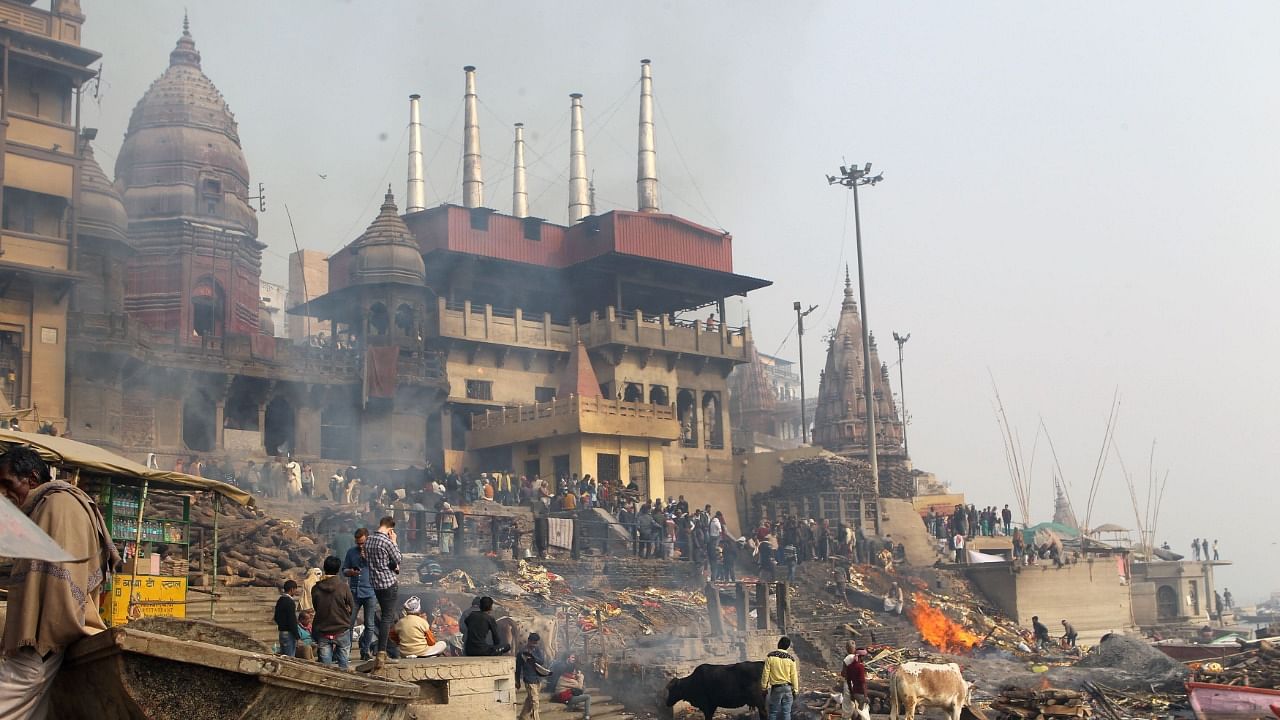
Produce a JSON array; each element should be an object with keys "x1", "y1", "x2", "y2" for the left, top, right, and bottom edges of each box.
[
  {"x1": 810, "y1": 270, "x2": 906, "y2": 459},
  {"x1": 115, "y1": 19, "x2": 264, "y2": 342}
]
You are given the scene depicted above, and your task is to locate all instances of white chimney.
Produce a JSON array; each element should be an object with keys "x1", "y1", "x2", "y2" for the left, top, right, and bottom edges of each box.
[
  {"x1": 406, "y1": 94, "x2": 426, "y2": 213},
  {"x1": 512, "y1": 123, "x2": 528, "y2": 218},
  {"x1": 463, "y1": 65, "x2": 483, "y2": 208},
  {"x1": 568, "y1": 93, "x2": 590, "y2": 223},
  {"x1": 637, "y1": 59, "x2": 660, "y2": 213}
]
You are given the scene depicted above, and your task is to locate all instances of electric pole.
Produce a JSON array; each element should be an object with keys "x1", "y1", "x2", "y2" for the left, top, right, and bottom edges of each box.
[
  {"x1": 794, "y1": 301, "x2": 818, "y2": 444},
  {"x1": 827, "y1": 162, "x2": 884, "y2": 515},
  {"x1": 893, "y1": 331, "x2": 910, "y2": 456}
]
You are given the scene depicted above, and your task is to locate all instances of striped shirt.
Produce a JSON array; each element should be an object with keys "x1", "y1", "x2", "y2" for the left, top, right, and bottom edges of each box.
[{"x1": 363, "y1": 531, "x2": 401, "y2": 590}]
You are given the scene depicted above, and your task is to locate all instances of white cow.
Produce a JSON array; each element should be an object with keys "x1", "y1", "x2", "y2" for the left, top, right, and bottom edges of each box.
[{"x1": 889, "y1": 661, "x2": 970, "y2": 720}]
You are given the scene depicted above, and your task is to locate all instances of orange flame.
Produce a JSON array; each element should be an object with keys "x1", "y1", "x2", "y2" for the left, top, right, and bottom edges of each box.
[{"x1": 907, "y1": 593, "x2": 981, "y2": 654}]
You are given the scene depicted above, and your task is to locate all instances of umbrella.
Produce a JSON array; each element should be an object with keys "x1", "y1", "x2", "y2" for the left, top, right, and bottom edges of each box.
[{"x1": 0, "y1": 495, "x2": 76, "y2": 562}]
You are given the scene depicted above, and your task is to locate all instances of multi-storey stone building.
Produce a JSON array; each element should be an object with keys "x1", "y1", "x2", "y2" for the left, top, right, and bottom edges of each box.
[
  {"x1": 297, "y1": 63, "x2": 771, "y2": 515},
  {"x1": 0, "y1": 0, "x2": 97, "y2": 428},
  {"x1": 56, "y1": 15, "x2": 770, "y2": 524}
]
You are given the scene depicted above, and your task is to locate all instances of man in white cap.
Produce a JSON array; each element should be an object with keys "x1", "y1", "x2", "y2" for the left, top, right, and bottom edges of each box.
[{"x1": 395, "y1": 596, "x2": 447, "y2": 658}]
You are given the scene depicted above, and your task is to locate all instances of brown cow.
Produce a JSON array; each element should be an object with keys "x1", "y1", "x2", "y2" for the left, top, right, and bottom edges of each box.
[{"x1": 889, "y1": 661, "x2": 970, "y2": 720}]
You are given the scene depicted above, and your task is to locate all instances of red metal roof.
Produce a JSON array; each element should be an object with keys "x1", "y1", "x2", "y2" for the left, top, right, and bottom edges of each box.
[{"x1": 331, "y1": 205, "x2": 751, "y2": 294}]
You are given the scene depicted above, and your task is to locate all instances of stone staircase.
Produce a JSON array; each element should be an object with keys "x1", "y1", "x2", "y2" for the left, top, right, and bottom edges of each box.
[
  {"x1": 536, "y1": 683, "x2": 630, "y2": 720},
  {"x1": 185, "y1": 585, "x2": 281, "y2": 648}
]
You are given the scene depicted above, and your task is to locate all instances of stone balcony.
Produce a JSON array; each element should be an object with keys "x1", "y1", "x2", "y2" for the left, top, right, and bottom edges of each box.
[
  {"x1": 467, "y1": 395, "x2": 680, "y2": 449},
  {"x1": 68, "y1": 312, "x2": 446, "y2": 385},
  {"x1": 434, "y1": 297, "x2": 752, "y2": 363}
]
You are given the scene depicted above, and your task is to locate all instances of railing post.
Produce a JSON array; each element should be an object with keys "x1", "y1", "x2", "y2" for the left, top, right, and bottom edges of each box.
[{"x1": 514, "y1": 307, "x2": 522, "y2": 343}]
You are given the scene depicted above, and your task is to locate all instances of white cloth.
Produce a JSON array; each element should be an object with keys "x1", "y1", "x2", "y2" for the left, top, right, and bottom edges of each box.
[
  {"x1": 404, "y1": 640, "x2": 449, "y2": 658},
  {"x1": 0, "y1": 648, "x2": 64, "y2": 719},
  {"x1": 548, "y1": 518, "x2": 574, "y2": 550},
  {"x1": 710, "y1": 517, "x2": 723, "y2": 538}
]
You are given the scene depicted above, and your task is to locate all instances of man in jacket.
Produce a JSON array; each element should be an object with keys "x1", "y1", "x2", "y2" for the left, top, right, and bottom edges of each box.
[
  {"x1": 760, "y1": 636, "x2": 800, "y2": 720},
  {"x1": 342, "y1": 527, "x2": 378, "y2": 660},
  {"x1": 516, "y1": 632, "x2": 550, "y2": 720},
  {"x1": 312, "y1": 555, "x2": 355, "y2": 669},
  {"x1": 464, "y1": 596, "x2": 509, "y2": 656},
  {"x1": 274, "y1": 580, "x2": 302, "y2": 657}
]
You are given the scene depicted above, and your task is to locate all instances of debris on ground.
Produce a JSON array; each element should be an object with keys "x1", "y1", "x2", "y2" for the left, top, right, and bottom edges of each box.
[{"x1": 991, "y1": 687, "x2": 1092, "y2": 719}]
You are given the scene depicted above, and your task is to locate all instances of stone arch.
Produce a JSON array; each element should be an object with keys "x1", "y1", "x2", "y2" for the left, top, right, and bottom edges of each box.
[
  {"x1": 191, "y1": 275, "x2": 225, "y2": 338},
  {"x1": 182, "y1": 388, "x2": 216, "y2": 452},
  {"x1": 394, "y1": 303, "x2": 416, "y2": 337},
  {"x1": 369, "y1": 302, "x2": 390, "y2": 336},
  {"x1": 702, "y1": 391, "x2": 723, "y2": 449},
  {"x1": 263, "y1": 395, "x2": 295, "y2": 456},
  {"x1": 1156, "y1": 584, "x2": 1178, "y2": 620},
  {"x1": 648, "y1": 385, "x2": 669, "y2": 407},
  {"x1": 677, "y1": 389, "x2": 697, "y2": 448}
]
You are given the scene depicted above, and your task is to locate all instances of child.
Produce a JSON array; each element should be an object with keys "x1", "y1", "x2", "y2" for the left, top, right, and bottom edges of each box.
[{"x1": 297, "y1": 609, "x2": 317, "y2": 660}]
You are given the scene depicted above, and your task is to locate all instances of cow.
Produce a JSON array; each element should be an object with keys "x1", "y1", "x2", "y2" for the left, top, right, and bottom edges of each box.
[
  {"x1": 498, "y1": 614, "x2": 559, "y2": 660},
  {"x1": 889, "y1": 661, "x2": 971, "y2": 720},
  {"x1": 665, "y1": 661, "x2": 766, "y2": 720}
]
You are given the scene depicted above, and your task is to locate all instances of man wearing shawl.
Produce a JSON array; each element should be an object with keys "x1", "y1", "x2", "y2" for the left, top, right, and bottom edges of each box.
[{"x1": 0, "y1": 446, "x2": 120, "y2": 719}]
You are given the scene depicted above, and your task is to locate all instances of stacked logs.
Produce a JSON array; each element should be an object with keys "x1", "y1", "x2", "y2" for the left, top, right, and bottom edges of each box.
[
  {"x1": 176, "y1": 493, "x2": 328, "y2": 588},
  {"x1": 214, "y1": 517, "x2": 328, "y2": 587},
  {"x1": 991, "y1": 688, "x2": 1091, "y2": 719}
]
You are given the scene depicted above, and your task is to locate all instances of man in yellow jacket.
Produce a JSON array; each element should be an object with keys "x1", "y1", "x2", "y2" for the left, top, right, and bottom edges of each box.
[{"x1": 760, "y1": 636, "x2": 799, "y2": 720}]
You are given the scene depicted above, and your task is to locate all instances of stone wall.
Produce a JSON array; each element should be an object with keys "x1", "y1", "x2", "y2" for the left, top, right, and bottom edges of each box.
[
  {"x1": 965, "y1": 559, "x2": 1137, "y2": 643},
  {"x1": 370, "y1": 656, "x2": 515, "y2": 720}
]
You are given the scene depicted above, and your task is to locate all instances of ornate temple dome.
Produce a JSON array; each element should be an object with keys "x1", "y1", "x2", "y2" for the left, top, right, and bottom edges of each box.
[
  {"x1": 78, "y1": 141, "x2": 128, "y2": 244},
  {"x1": 352, "y1": 188, "x2": 426, "y2": 285},
  {"x1": 113, "y1": 20, "x2": 257, "y2": 235}
]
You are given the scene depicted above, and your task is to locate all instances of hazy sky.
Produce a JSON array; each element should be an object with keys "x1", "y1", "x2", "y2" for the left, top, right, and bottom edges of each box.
[{"x1": 79, "y1": 2, "x2": 1279, "y2": 602}]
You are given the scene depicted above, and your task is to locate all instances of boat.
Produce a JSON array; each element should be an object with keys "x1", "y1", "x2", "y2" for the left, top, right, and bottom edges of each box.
[
  {"x1": 1155, "y1": 639, "x2": 1245, "y2": 662},
  {"x1": 1186, "y1": 681, "x2": 1280, "y2": 719},
  {"x1": 52, "y1": 625, "x2": 418, "y2": 719}
]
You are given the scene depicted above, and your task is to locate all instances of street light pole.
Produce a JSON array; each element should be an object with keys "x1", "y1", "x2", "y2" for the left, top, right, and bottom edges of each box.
[
  {"x1": 893, "y1": 331, "x2": 911, "y2": 456},
  {"x1": 794, "y1": 301, "x2": 817, "y2": 444},
  {"x1": 827, "y1": 163, "x2": 884, "y2": 519}
]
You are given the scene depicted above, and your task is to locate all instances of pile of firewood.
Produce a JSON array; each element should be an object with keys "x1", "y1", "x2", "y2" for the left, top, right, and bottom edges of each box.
[
  {"x1": 213, "y1": 516, "x2": 328, "y2": 587},
  {"x1": 991, "y1": 688, "x2": 1092, "y2": 719},
  {"x1": 755, "y1": 455, "x2": 918, "y2": 504},
  {"x1": 1195, "y1": 639, "x2": 1280, "y2": 688}
]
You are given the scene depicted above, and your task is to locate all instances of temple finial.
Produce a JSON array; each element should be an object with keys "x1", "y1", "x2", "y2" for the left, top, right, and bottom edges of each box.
[{"x1": 183, "y1": 10, "x2": 190, "y2": 35}]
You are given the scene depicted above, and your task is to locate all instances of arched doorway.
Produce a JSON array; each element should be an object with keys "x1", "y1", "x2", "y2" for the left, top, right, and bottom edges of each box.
[
  {"x1": 702, "y1": 391, "x2": 723, "y2": 449},
  {"x1": 191, "y1": 276, "x2": 226, "y2": 338},
  {"x1": 648, "y1": 385, "x2": 669, "y2": 407},
  {"x1": 677, "y1": 389, "x2": 697, "y2": 448},
  {"x1": 369, "y1": 302, "x2": 390, "y2": 336},
  {"x1": 623, "y1": 382, "x2": 643, "y2": 403},
  {"x1": 263, "y1": 395, "x2": 295, "y2": 456},
  {"x1": 182, "y1": 389, "x2": 216, "y2": 452},
  {"x1": 395, "y1": 303, "x2": 416, "y2": 337},
  {"x1": 1156, "y1": 585, "x2": 1178, "y2": 621}
]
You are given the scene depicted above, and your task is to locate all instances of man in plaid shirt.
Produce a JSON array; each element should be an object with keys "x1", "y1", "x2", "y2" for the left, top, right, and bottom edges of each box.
[{"x1": 364, "y1": 516, "x2": 402, "y2": 666}]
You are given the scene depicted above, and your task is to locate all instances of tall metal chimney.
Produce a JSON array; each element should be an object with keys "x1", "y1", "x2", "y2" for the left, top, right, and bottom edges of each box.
[
  {"x1": 637, "y1": 59, "x2": 660, "y2": 213},
  {"x1": 512, "y1": 123, "x2": 528, "y2": 218},
  {"x1": 462, "y1": 65, "x2": 484, "y2": 208},
  {"x1": 406, "y1": 94, "x2": 426, "y2": 213},
  {"x1": 568, "y1": 93, "x2": 590, "y2": 223}
]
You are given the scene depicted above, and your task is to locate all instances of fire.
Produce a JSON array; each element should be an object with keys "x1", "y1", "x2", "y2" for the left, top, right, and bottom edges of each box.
[{"x1": 907, "y1": 593, "x2": 981, "y2": 654}]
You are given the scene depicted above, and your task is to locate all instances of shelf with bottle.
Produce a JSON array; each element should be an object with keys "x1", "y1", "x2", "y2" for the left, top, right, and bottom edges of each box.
[{"x1": 109, "y1": 518, "x2": 187, "y2": 545}]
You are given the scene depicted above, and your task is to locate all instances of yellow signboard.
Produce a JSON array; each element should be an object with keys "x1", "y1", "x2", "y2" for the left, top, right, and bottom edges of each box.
[{"x1": 108, "y1": 575, "x2": 187, "y2": 625}]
